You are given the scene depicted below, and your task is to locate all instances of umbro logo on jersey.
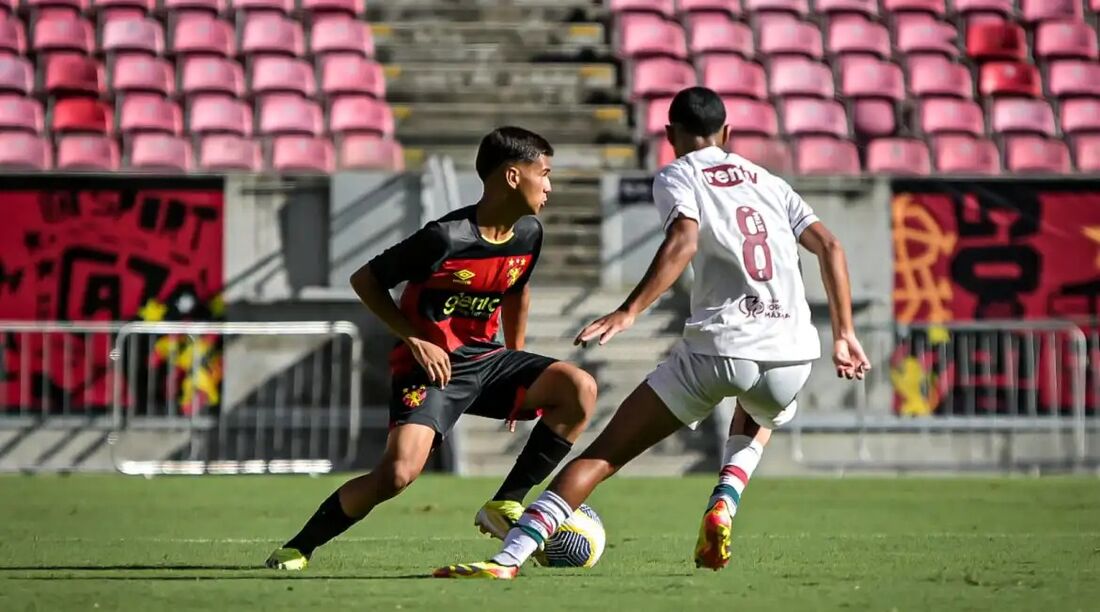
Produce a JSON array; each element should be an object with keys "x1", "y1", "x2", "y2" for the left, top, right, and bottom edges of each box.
[
  {"x1": 703, "y1": 164, "x2": 758, "y2": 188},
  {"x1": 453, "y1": 269, "x2": 476, "y2": 285}
]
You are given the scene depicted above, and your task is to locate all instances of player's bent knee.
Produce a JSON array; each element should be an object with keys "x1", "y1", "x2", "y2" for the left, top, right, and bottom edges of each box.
[{"x1": 378, "y1": 459, "x2": 423, "y2": 496}]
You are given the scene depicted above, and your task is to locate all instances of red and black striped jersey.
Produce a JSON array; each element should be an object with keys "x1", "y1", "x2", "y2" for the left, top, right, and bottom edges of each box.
[{"x1": 368, "y1": 205, "x2": 542, "y2": 372}]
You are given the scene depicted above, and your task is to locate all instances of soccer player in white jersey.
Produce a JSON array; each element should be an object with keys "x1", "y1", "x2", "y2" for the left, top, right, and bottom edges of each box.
[{"x1": 434, "y1": 86, "x2": 871, "y2": 579}]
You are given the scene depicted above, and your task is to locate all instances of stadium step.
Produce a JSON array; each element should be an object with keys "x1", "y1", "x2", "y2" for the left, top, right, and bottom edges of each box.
[
  {"x1": 367, "y1": 1, "x2": 605, "y2": 23},
  {"x1": 384, "y1": 63, "x2": 621, "y2": 105},
  {"x1": 371, "y1": 21, "x2": 606, "y2": 47},
  {"x1": 393, "y1": 102, "x2": 632, "y2": 145},
  {"x1": 403, "y1": 144, "x2": 638, "y2": 171},
  {"x1": 375, "y1": 42, "x2": 615, "y2": 64}
]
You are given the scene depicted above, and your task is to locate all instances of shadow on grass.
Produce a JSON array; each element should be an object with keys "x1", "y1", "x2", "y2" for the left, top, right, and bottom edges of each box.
[{"x1": 0, "y1": 565, "x2": 432, "y2": 580}]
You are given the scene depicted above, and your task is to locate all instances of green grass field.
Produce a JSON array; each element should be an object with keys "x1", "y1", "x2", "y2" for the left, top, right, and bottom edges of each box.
[{"x1": 1, "y1": 475, "x2": 1098, "y2": 611}]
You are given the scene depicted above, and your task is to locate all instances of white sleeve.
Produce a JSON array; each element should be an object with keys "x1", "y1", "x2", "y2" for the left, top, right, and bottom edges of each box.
[
  {"x1": 652, "y1": 169, "x2": 699, "y2": 232},
  {"x1": 784, "y1": 184, "x2": 819, "y2": 237}
]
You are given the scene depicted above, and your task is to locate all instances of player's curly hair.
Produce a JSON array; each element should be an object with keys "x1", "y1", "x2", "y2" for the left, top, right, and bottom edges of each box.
[
  {"x1": 668, "y1": 86, "x2": 727, "y2": 138},
  {"x1": 475, "y1": 126, "x2": 554, "y2": 180}
]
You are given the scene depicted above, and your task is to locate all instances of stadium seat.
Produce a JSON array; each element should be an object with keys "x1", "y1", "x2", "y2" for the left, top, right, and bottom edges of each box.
[
  {"x1": 258, "y1": 94, "x2": 322, "y2": 136},
  {"x1": 827, "y1": 15, "x2": 890, "y2": 59},
  {"x1": 328, "y1": 95, "x2": 393, "y2": 136},
  {"x1": 795, "y1": 136, "x2": 859, "y2": 175},
  {"x1": 883, "y1": 0, "x2": 945, "y2": 16},
  {"x1": 610, "y1": 0, "x2": 675, "y2": 17},
  {"x1": 250, "y1": 56, "x2": 316, "y2": 97},
  {"x1": 163, "y1": 0, "x2": 225, "y2": 16},
  {"x1": 197, "y1": 134, "x2": 261, "y2": 170},
  {"x1": 966, "y1": 21, "x2": 1027, "y2": 62},
  {"x1": 188, "y1": 95, "x2": 252, "y2": 135},
  {"x1": 241, "y1": 13, "x2": 304, "y2": 56},
  {"x1": 932, "y1": 135, "x2": 1000, "y2": 173},
  {"x1": 894, "y1": 14, "x2": 958, "y2": 58},
  {"x1": 180, "y1": 56, "x2": 244, "y2": 98},
  {"x1": 701, "y1": 55, "x2": 766, "y2": 99},
  {"x1": 119, "y1": 94, "x2": 181, "y2": 134},
  {"x1": 841, "y1": 57, "x2": 904, "y2": 100},
  {"x1": 908, "y1": 57, "x2": 973, "y2": 98},
  {"x1": 56, "y1": 134, "x2": 119, "y2": 170},
  {"x1": 816, "y1": 0, "x2": 878, "y2": 18},
  {"x1": 618, "y1": 14, "x2": 688, "y2": 59},
  {"x1": 231, "y1": 0, "x2": 293, "y2": 14},
  {"x1": 1060, "y1": 99, "x2": 1100, "y2": 135},
  {"x1": 1004, "y1": 135, "x2": 1071, "y2": 173},
  {"x1": 979, "y1": 62, "x2": 1041, "y2": 97},
  {"x1": 782, "y1": 98, "x2": 848, "y2": 137},
  {"x1": 758, "y1": 19, "x2": 823, "y2": 58},
  {"x1": 171, "y1": 15, "x2": 235, "y2": 56},
  {"x1": 111, "y1": 54, "x2": 173, "y2": 96},
  {"x1": 953, "y1": 0, "x2": 1014, "y2": 18},
  {"x1": 725, "y1": 98, "x2": 779, "y2": 136},
  {"x1": 726, "y1": 136, "x2": 792, "y2": 174},
  {"x1": 91, "y1": 0, "x2": 156, "y2": 17},
  {"x1": 44, "y1": 54, "x2": 103, "y2": 96},
  {"x1": 687, "y1": 14, "x2": 753, "y2": 57},
  {"x1": 1073, "y1": 135, "x2": 1100, "y2": 172},
  {"x1": 631, "y1": 57, "x2": 696, "y2": 99},
  {"x1": 678, "y1": 0, "x2": 742, "y2": 16},
  {"x1": 101, "y1": 18, "x2": 163, "y2": 55},
  {"x1": 866, "y1": 138, "x2": 931, "y2": 174},
  {"x1": 1020, "y1": 0, "x2": 1081, "y2": 23},
  {"x1": 32, "y1": 15, "x2": 94, "y2": 54},
  {"x1": 0, "y1": 15, "x2": 25, "y2": 55},
  {"x1": 769, "y1": 56, "x2": 834, "y2": 98},
  {"x1": 27, "y1": 0, "x2": 87, "y2": 12},
  {"x1": 0, "y1": 56, "x2": 33, "y2": 94},
  {"x1": 920, "y1": 98, "x2": 984, "y2": 135},
  {"x1": 0, "y1": 132, "x2": 51, "y2": 169},
  {"x1": 310, "y1": 15, "x2": 375, "y2": 57},
  {"x1": 643, "y1": 96, "x2": 672, "y2": 135},
  {"x1": 319, "y1": 54, "x2": 385, "y2": 98},
  {"x1": 1035, "y1": 21, "x2": 1098, "y2": 61},
  {"x1": 851, "y1": 99, "x2": 897, "y2": 136},
  {"x1": 745, "y1": 0, "x2": 808, "y2": 17},
  {"x1": 271, "y1": 135, "x2": 333, "y2": 172},
  {"x1": 1048, "y1": 61, "x2": 1100, "y2": 98},
  {"x1": 0, "y1": 95, "x2": 42, "y2": 132},
  {"x1": 338, "y1": 133, "x2": 404, "y2": 170},
  {"x1": 301, "y1": 0, "x2": 364, "y2": 17},
  {"x1": 127, "y1": 133, "x2": 191, "y2": 171},
  {"x1": 991, "y1": 98, "x2": 1055, "y2": 136},
  {"x1": 651, "y1": 136, "x2": 675, "y2": 167}
]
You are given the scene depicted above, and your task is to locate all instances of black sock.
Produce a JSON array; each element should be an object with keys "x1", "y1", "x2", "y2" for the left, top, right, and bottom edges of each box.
[
  {"x1": 493, "y1": 421, "x2": 574, "y2": 503},
  {"x1": 284, "y1": 491, "x2": 362, "y2": 557}
]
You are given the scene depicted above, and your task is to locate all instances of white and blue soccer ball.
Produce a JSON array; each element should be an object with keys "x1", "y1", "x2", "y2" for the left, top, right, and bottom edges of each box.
[{"x1": 540, "y1": 504, "x2": 606, "y2": 568}]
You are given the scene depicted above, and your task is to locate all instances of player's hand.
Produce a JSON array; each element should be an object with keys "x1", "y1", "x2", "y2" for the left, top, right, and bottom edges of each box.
[
  {"x1": 407, "y1": 337, "x2": 451, "y2": 388},
  {"x1": 833, "y1": 333, "x2": 871, "y2": 380},
  {"x1": 575, "y1": 309, "x2": 636, "y2": 347}
]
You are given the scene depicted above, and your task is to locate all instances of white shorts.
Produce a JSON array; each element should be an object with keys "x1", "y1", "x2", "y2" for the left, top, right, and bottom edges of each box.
[{"x1": 645, "y1": 341, "x2": 812, "y2": 430}]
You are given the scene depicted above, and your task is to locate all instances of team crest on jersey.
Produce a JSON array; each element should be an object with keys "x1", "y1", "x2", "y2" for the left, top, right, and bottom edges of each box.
[
  {"x1": 401, "y1": 386, "x2": 428, "y2": 408},
  {"x1": 505, "y1": 257, "x2": 527, "y2": 287},
  {"x1": 453, "y1": 269, "x2": 476, "y2": 285}
]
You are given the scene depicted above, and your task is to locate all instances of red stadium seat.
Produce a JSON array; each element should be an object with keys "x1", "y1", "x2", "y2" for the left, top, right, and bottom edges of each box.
[
  {"x1": 979, "y1": 62, "x2": 1041, "y2": 97},
  {"x1": 32, "y1": 15, "x2": 94, "y2": 54},
  {"x1": 725, "y1": 98, "x2": 779, "y2": 136},
  {"x1": 197, "y1": 134, "x2": 260, "y2": 170},
  {"x1": 1048, "y1": 61, "x2": 1100, "y2": 98},
  {"x1": 0, "y1": 132, "x2": 51, "y2": 170},
  {"x1": 908, "y1": 57, "x2": 973, "y2": 98},
  {"x1": 188, "y1": 94, "x2": 252, "y2": 135},
  {"x1": 817, "y1": 0, "x2": 878, "y2": 18},
  {"x1": 259, "y1": 94, "x2": 322, "y2": 136},
  {"x1": 0, "y1": 94, "x2": 42, "y2": 132},
  {"x1": 687, "y1": 14, "x2": 753, "y2": 57},
  {"x1": 57, "y1": 134, "x2": 119, "y2": 170},
  {"x1": 250, "y1": 56, "x2": 316, "y2": 97},
  {"x1": 782, "y1": 98, "x2": 848, "y2": 137},
  {"x1": 679, "y1": 0, "x2": 742, "y2": 16},
  {"x1": 920, "y1": 98, "x2": 984, "y2": 135},
  {"x1": 953, "y1": 0, "x2": 1014, "y2": 18},
  {"x1": 271, "y1": 135, "x2": 333, "y2": 173},
  {"x1": 127, "y1": 133, "x2": 191, "y2": 171},
  {"x1": 851, "y1": 99, "x2": 897, "y2": 136},
  {"x1": 0, "y1": 15, "x2": 25, "y2": 55},
  {"x1": 610, "y1": 0, "x2": 675, "y2": 17},
  {"x1": 180, "y1": 56, "x2": 244, "y2": 97},
  {"x1": 310, "y1": 15, "x2": 375, "y2": 57},
  {"x1": 101, "y1": 18, "x2": 163, "y2": 55},
  {"x1": 171, "y1": 15, "x2": 234, "y2": 56},
  {"x1": 328, "y1": 95, "x2": 394, "y2": 136},
  {"x1": 45, "y1": 54, "x2": 104, "y2": 96},
  {"x1": 1073, "y1": 135, "x2": 1100, "y2": 172},
  {"x1": 240, "y1": 13, "x2": 304, "y2": 56},
  {"x1": 1035, "y1": 21, "x2": 1098, "y2": 61},
  {"x1": 618, "y1": 14, "x2": 688, "y2": 59},
  {"x1": 966, "y1": 21, "x2": 1027, "y2": 62},
  {"x1": 631, "y1": 57, "x2": 696, "y2": 99},
  {"x1": 769, "y1": 56, "x2": 834, "y2": 98},
  {"x1": 745, "y1": 0, "x2": 808, "y2": 17},
  {"x1": 119, "y1": 94, "x2": 181, "y2": 134},
  {"x1": 111, "y1": 54, "x2": 173, "y2": 96},
  {"x1": 894, "y1": 14, "x2": 958, "y2": 58},
  {"x1": 301, "y1": 0, "x2": 364, "y2": 17},
  {"x1": 726, "y1": 136, "x2": 792, "y2": 174},
  {"x1": 0, "y1": 56, "x2": 33, "y2": 94},
  {"x1": 990, "y1": 98, "x2": 1055, "y2": 136},
  {"x1": 319, "y1": 54, "x2": 385, "y2": 98},
  {"x1": 759, "y1": 19, "x2": 822, "y2": 58},
  {"x1": 827, "y1": 15, "x2": 890, "y2": 58},
  {"x1": 841, "y1": 57, "x2": 904, "y2": 100},
  {"x1": 1020, "y1": 0, "x2": 1081, "y2": 23},
  {"x1": 866, "y1": 138, "x2": 931, "y2": 174},
  {"x1": 1004, "y1": 135, "x2": 1071, "y2": 174},
  {"x1": 932, "y1": 135, "x2": 1000, "y2": 174},
  {"x1": 795, "y1": 136, "x2": 859, "y2": 175},
  {"x1": 231, "y1": 0, "x2": 293, "y2": 14},
  {"x1": 338, "y1": 134, "x2": 404, "y2": 170},
  {"x1": 1060, "y1": 99, "x2": 1100, "y2": 135},
  {"x1": 701, "y1": 55, "x2": 766, "y2": 99}
]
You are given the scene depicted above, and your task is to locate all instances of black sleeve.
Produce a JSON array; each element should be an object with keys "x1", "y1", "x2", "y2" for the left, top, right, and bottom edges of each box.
[
  {"x1": 506, "y1": 220, "x2": 542, "y2": 294},
  {"x1": 366, "y1": 222, "x2": 450, "y2": 289}
]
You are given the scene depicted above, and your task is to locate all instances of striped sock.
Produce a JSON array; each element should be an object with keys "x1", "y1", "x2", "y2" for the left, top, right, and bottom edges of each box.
[
  {"x1": 708, "y1": 435, "x2": 764, "y2": 516},
  {"x1": 492, "y1": 490, "x2": 572, "y2": 567}
]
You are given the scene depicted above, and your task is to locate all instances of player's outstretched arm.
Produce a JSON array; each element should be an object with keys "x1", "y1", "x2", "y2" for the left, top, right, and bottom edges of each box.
[
  {"x1": 501, "y1": 284, "x2": 530, "y2": 350},
  {"x1": 576, "y1": 216, "x2": 699, "y2": 346},
  {"x1": 797, "y1": 222, "x2": 871, "y2": 380}
]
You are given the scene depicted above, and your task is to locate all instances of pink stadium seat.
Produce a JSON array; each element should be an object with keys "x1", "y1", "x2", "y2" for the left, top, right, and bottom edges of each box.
[
  {"x1": 726, "y1": 136, "x2": 792, "y2": 174},
  {"x1": 56, "y1": 134, "x2": 119, "y2": 170},
  {"x1": 1020, "y1": 0, "x2": 1081, "y2": 23},
  {"x1": 163, "y1": 0, "x2": 225, "y2": 15},
  {"x1": 782, "y1": 98, "x2": 848, "y2": 137},
  {"x1": 1074, "y1": 135, "x2": 1100, "y2": 172},
  {"x1": 725, "y1": 98, "x2": 779, "y2": 135},
  {"x1": 920, "y1": 98, "x2": 984, "y2": 135},
  {"x1": 1004, "y1": 136, "x2": 1071, "y2": 174},
  {"x1": 271, "y1": 135, "x2": 333, "y2": 173},
  {"x1": 0, "y1": 95, "x2": 42, "y2": 132},
  {"x1": 618, "y1": 14, "x2": 688, "y2": 59},
  {"x1": 0, "y1": 56, "x2": 33, "y2": 94},
  {"x1": 908, "y1": 57, "x2": 973, "y2": 98},
  {"x1": 759, "y1": 19, "x2": 822, "y2": 58},
  {"x1": 841, "y1": 57, "x2": 904, "y2": 100},
  {"x1": 827, "y1": 15, "x2": 890, "y2": 58},
  {"x1": 769, "y1": 56, "x2": 834, "y2": 98},
  {"x1": 91, "y1": 0, "x2": 155, "y2": 16},
  {"x1": 338, "y1": 134, "x2": 404, "y2": 170},
  {"x1": 250, "y1": 56, "x2": 316, "y2": 97},
  {"x1": 866, "y1": 138, "x2": 931, "y2": 174},
  {"x1": 679, "y1": 0, "x2": 742, "y2": 16},
  {"x1": 644, "y1": 96, "x2": 672, "y2": 135},
  {"x1": 953, "y1": 0, "x2": 1014, "y2": 17},
  {"x1": 1048, "y1": 61, "x2": 1100, "y2": 98},
  {"x1": 745, "y1": 0, "x2": 808, "y2": 17},
  {"x1": 991, "y1": 98, "x2": 1055, "y2": 136},
  {"x1": 241, "y1": 13, "x2": 304, "y2": 56},
  {"x1": 701, "y1": 55, "x2": 766, "y2": 99},
  {"x1": 651, "y1": 136, "x2": 675, "y2": 167},
  {"x1": 328, "y1": 95, "x2": 394, "y2": 136},
  {"x1": 231, "y1": 0, "x2": 293, "y2": 14},
  {"x1": 795, "y1": 136, "x2": 859, "y2": 175},
  {"x1": 687, "y1": 14, "x2": 753, "y2": 57},
  {"x1": 320, "y1": 54, "x2": 385, "y2": 98},
  {"x1": 301, "y1": 0, "x2": 364, "y2": 17},
  {"x1": 884, "y1": 0, "x2": 945, "y2": 15},
  {"x1": 851, "y1": 99, "x2": 897, "y2": 136},
  {"x1": 0, "y1": 15, "x2": 25, "y2": 55},
  {"x1": 127, "y1": 133, "x2": 191, "y2": 171},
  {"x1": 188, "y1": 95, "x2": 251, "y2": 135},
  {"x1": 631, "y1": 57, "x2": 696, "y2": 99},
  {"x1": 932, "y1": 135, "x2": 1000, "y2": 173},
  {"x1": 1035, "y1": 22, "x2": 1098, "y2": 61},
  {"x1": 259, "y1": 94, "x2": 322, "y2": 136},
  {"x1": 27, "y1": 0, "x2": 86, "y2": 15},
  {"x1": 101, "y1": 18, "x2": 163, "y2": 54},
  {"x1": 171, "y1": 15, "x2": 235, "y2": 56},
  {"x1": 198, "y1": 134, "x2": 260, "y2": 170},
  {"x1": 310, "y1": 15, "x2": 375, "y2": 57},
  {"x1": 180, "y1": 56, "x2": 244, "y2": 97},
  {"x1": 610, "y1": 0, "x2": 675, "y2": 17},
  {"x1": 979, "y1": 62, "x2": 1040, "y2": 97},
  {"x1": 99, "y1": 7, "x2": 147, "y2": 20},
  {"x1": 111, "y1": 54, "x2": 173, "y2": 95},
  {"x1": 32, "y1": 15, "x2": 93, "y2": 54},
  {"x1": 119, "y1": 94, "x2": 181, "y2": 134},
  {"x1": 0, "y1": 133, "x2": 51, "y2": 170},
  {"x1": 1060, "y1": 99, "x2": 1100, "y2": 135},
  {"x1": 966, "y1": 21, "x2": 1027, "y2": 62},
  {"x1": 817, "y1": 0, "x2": 878, "y2": 17},
  {"x1": 894, "y1": 14, "x2": 958, "y2": 58},
  {"x1": 45, "y1": 54, "x2": 103, "y2": 95}
]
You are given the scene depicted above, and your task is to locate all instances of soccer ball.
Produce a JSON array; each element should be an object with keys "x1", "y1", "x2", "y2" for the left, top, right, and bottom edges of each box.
[{"x1": 539, "y1": 504, "x2": 606, "y2": 568}]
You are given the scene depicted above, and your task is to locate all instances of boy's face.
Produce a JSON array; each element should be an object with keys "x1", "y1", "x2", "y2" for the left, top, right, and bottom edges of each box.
[{"x1": 506, "y1": 154, "x2": 553, "y2": 215}]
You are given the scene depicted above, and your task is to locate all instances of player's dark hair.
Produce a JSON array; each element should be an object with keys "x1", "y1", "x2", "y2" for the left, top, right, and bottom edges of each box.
[
  {"x1": 668, "y1": 86, "x2": 727, "y2": 138},
  {"x1": 475, "y1": 126, "x2": 554, "y2": 181}
]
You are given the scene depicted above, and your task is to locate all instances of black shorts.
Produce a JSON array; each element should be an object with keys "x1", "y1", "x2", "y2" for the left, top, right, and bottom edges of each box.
[{"x1": 389, "y1": 349, "x2": 558, "y2": 437}]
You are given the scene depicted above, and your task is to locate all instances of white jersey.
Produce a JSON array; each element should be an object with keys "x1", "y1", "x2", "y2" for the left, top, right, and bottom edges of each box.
[{"x1": 652, "y1": 146, "x2": 821, "y2": 362}]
